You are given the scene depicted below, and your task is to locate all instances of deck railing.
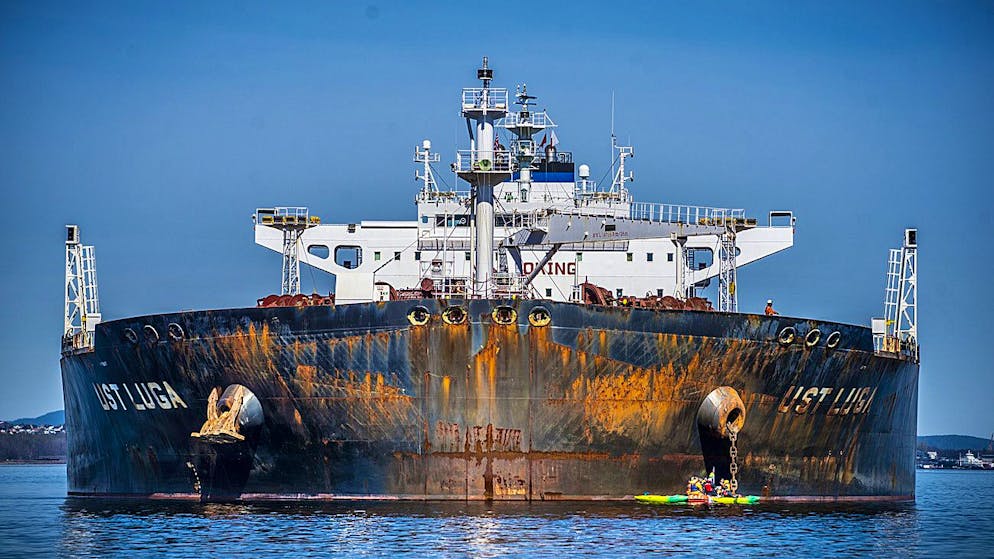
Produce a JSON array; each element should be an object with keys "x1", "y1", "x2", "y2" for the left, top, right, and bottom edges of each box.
[
  {"x1": 454, "y1": 149, "x2": 514, "y2": 173},
  {"x1": 461, "y1": 88, "x2": 509, "y2": 111},
  {"x1": 628, "y1": 202, "x2": 745, "y2": 225}
]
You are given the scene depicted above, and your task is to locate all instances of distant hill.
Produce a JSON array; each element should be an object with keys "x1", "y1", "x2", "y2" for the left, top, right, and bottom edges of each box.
[
  {"x1": 9, "y1": 410, "x2": 65, "y2": 426},
  {"x1": 918, "y1": 435, "x2": 991, "y2": 452}
]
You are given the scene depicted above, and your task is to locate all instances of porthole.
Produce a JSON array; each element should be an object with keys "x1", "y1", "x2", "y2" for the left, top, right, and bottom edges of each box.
[
  {"x1": 143, "y1": 325, "x2": 160, "y2": 343},
  {"x1": 805, "y1": 328, "x2": 822, "y2": 348},
  {"x1": 407, "y1": 306, "x2": 430, "y2": 326},
  {"x1": 442, "y1": 306, "x2": 467, "y2": 325},
  {"x1": 167, "y1": 322, "x2": 185, "y2": 341},
  {"x1": 492, "y1": 305, "x2": 517, "y2": 325},
  {"x1": 528, "y1": 306, "x2": 551, "y2": 327},
  {"x1": 826, "y1": 331, "x2": 842, "y2": 349},
  {"x1": 777, "y1": 326, "x2": 796, "y2": 346}
]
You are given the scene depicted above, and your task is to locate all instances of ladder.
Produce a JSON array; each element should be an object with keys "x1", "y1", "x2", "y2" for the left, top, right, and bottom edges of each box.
[
  {"x1": 883, "y1": 248, "x2": 902, "y2": 337},
  {"x1": 80, "y1": 245, "x2": 99, "y2": 318},
  {"x1": 686, "y1": 247, "x2": 696, "y2": 298},
  {"x1": 717, "y1": 229, "x2": 738, "y2": 312}
]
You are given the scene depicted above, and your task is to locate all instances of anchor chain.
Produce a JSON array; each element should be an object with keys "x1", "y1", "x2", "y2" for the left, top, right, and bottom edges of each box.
[{"x1": 727, "y1": 422, "x2": 739, "y2": 493}]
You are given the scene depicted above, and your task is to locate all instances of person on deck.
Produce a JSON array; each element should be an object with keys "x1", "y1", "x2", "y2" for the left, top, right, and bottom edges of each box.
[{"x1": 765, "y1": 299, "x2": 779, "y2": 316}]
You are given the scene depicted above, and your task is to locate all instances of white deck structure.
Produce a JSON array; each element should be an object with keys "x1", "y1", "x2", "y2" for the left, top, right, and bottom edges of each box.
[{"x1": 255, "y1": 60, "x2": 795, "y2": 305}]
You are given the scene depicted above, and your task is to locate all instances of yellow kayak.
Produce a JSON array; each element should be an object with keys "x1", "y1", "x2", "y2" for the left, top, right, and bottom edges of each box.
[
  {"x1": 635, "y1": 494, "x2": 689, "y2": 504},
  {"x1": 711, "y1": 495, "x2": 760, "y2": 505},
  {"x1": 636, "y1": 494, "x2": 759, "y2": 505}
]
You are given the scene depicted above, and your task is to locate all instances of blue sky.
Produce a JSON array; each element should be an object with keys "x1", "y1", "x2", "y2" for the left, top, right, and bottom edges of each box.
[{"x1": 0, "y1": 1, "x2": 991, "y2": 436}]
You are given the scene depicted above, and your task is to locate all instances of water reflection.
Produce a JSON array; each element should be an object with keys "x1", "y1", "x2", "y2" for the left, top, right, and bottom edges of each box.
[{"x1": 58, "y1": 498, "x2": 921, "y2": 558}]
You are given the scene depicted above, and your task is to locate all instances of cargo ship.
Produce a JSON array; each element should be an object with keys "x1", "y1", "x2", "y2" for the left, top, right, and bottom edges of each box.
[{"x1": 60, "y1": 59, "x2": 920, "y2": 502}]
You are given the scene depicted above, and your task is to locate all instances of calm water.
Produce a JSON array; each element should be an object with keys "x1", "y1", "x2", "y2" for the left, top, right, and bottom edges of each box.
[{"x1": 0, "y1": 465, "x2": 991, "y2": 558}]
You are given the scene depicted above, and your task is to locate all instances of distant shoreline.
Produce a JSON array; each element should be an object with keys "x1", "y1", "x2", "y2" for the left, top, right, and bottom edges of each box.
[{"x1": 1, "y1": 459, "x2": 66, "y2": 465}]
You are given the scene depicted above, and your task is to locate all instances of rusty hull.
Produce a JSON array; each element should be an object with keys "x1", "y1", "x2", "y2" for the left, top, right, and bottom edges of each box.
[{"x1": 60, "y1": 299, "x2": 918, "y2": 501}]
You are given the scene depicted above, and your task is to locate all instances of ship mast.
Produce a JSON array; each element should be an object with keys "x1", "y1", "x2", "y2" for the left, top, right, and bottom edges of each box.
[
  {"x1": 876, "y1": 228, "x2": 918, "y2": 360},
  {"x1": 455, "y1": 57, "x2": 511, "y2": 297},
  {"x1": 64, "y1": 225, "x2": 101, "y2": 350},
  {"x1": 414, "y1": 139, "x2": 439, "y2": 198},
  {"x1": 503, "y1": 84, "x2": 553, "y2": 203}
]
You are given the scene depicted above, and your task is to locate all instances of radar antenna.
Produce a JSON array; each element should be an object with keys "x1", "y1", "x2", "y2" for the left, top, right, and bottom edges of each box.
[{"x1": 414, "y1": 139, "x2": 440, "y2": 198}]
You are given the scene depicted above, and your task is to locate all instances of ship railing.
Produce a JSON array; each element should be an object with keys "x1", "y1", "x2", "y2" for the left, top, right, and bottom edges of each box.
[
  {"x1": 255, "y1": 207, "x2": 320, "y2": 226},
  {"x1": 416, "y1": 190, "x2": 472, "y2": 204},
  {"x1": 574, "y1": 188, "x2": 632, "y2": 207},
  {"x1": 499, "y1": 111, "x2": 555, "y2": 129},
  {"x1": 461, "y1": 88, "x2": 509, "y2": 111},
  {"x1": 492, "y1": 273, "x2": 535, "y2": 298},
  {"x1": 574, "y1": 180, "x2": 599, "y2": 194},
  {"x1": 504, "y1": 204, "x2": 749, "y2": 230},
  {"x1": 628, "y1": 202, "x2": 747, "y2": 226},
  {"x1": 432, "y1": 276, "x2": 470, "y2": 299},
  {"x1": 495, "y1": 210, "x2": 549, "y2": 229},
  {"x1": 455, "y1": 149, "x2": 515, "y2": 173},
  {"x1": 873, "y1": 334, "x2": 920, "y2": 362},
  {"x1": 62, "y1": 331, "x2": 93, "y2": 352},
  {"x1": 534, "y1": 151, "x2": 573, "y2": 164}
]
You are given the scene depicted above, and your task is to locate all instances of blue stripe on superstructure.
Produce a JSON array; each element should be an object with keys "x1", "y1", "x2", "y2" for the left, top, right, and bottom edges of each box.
[{"x1": 511, "y1": 171, "x2": 575, "y2": 182}]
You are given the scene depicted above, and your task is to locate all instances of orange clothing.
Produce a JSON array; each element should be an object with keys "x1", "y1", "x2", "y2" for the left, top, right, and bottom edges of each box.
[{"x1": 765, "y1": 305, "x2": 778, "y2": 316}]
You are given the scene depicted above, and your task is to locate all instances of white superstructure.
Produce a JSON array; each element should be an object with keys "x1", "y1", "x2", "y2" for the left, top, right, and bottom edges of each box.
[{"x1": 255, "y1": 60, "x2": 795, "y2": 305}]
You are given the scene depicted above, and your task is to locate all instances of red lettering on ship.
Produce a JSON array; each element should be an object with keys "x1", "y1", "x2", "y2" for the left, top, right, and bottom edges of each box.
[
  {"x1": 435, "y1": 421, "x2": 522, "y2": 453},
  {"x1": 521, "y1": 262, "x2": 577, "y2": 276}
]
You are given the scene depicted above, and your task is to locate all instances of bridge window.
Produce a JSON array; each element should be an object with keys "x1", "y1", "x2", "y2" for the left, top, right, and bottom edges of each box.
[
  {"x1": 769, "y1": 211, "x2": 793, "y2": 228},
  {"x1": 414, "y1": 251, "x2": 421, "y2": 261},
  {"x1": 688, "y1": 248, "x2": 714, "y2": 269},
  {"x1": 394, "y1": 251, "x2": 401, "y2": 260},
  {"x1": 545, "y1": 288, "x2": 552, "y2": 297},
  {"x1": 657, "y1": 289, "x2": 664, "y2": 297},
  {"x1": 334, "y1": 246, "x2": 362, "y2": 269},
  {"x1": 667, "y1": 253, "x2": 674, "y2": 262},
  {"x1": 647, "y1": 252, "x2": 654, "y2": 262},
  {"x1": 576, "y1": 252, "x2": 583, "y2": 262},
  {"x1": 616, "y1": 288, "x2": 623, "y2": 298},
  {"x1": 626, "y1": 253, "x2": 633, "y2": 262},
  {"x1": 307, "y1": 245, "x2": 330, "y2": 259},
  {"x1": 465, "y1": 252, "x2": 471, "y2": 261},
  {"x1": 374, "y1": 251, "x2": 381, "y2": 261}
]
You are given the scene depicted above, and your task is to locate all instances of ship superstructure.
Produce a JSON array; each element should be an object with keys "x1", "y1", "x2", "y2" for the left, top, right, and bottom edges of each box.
[{"x1": 255, "y1": 59, "x2": 795, "y2": 306}]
